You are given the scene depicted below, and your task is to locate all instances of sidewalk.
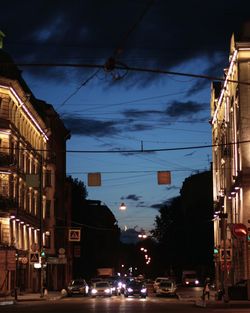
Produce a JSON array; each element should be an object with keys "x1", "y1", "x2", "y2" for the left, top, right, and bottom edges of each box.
[
  {"x1": 0, "y1": 291, "x2": 63, "y2": 306},
  {"x1": 196, "y1": 299, "x2": 250, "y2": 309}
]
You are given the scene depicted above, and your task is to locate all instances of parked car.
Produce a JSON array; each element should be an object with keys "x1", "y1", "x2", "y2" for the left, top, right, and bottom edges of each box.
[
  {"x1": 153, "y1": 277, "x2": 169, "y2": 292},
  {"x1": 228, "y1": 280, "x2": 248, "y2": 300},
  {"x1": 90, "y1": 281, "x2": 112, "y2": 297},
  {"x1": 67, "y1": 279, "x2": 89, "y2": 296},
  {"x1": 156, "y1": 279, "x2": 177, "y2": 297},
  {"x1": 124, "y1": 280, "x2": 147, "y2": 298}
]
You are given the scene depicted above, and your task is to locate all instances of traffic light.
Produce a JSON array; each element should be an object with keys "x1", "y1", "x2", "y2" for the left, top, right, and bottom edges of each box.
[
  {"x1": 214, "y1": 247, "x2": 219, "y2": 254},
  {"x1": 40, "y1": 248, "x2": 46, "y2": 263}
]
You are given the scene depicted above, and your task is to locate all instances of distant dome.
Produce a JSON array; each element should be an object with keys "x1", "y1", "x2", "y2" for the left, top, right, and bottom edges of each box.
[{"x1": 0, "y1": 49, "x2": 21, "y2": 79}]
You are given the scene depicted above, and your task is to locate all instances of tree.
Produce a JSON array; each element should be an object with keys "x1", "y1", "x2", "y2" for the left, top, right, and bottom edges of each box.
[{"x1": 152, "y1": 170, "x2": 214, "y2": 281}]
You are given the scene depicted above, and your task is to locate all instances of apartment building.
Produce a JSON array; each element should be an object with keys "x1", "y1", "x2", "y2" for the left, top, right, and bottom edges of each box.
[
  {"x1": 0, "y1": 47, "x2": 70, "y2": 294},
  {"x1": 211, "y1": 27, "x2": 250, "y2": 291}
]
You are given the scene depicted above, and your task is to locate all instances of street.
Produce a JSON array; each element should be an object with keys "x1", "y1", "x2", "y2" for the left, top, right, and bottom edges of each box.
[{"x1": 1, "y1": 286, "x2": 250, "y2": 313}]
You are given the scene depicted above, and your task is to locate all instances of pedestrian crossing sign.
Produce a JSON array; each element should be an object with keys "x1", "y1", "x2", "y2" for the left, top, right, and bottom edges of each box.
[
  {"x1": 219, "y1": 248, "x2": 232, "y2": 261},
  {"x1": 68, "y1": 228, "x2": 81, "y2": 242},
  {"x1": 30, "y1": 253, "x2": 39, "y2": 263}
]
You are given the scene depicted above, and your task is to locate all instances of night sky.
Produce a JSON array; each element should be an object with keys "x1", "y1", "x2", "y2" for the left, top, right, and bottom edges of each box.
[{"x1": 1, "y1": 0, "x2": 249, "y2": 232}]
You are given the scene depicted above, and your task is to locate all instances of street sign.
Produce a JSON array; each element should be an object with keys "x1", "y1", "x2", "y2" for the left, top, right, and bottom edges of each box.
[
  {"x1": 21, "y1": 257, "x2": 28, "y2": 264},
  {"x1": 220, "y1": 248, "x2": 232, "y2": 261},
  {"x1": 68, "y1": 229, "x2": 81, "y2": 242},
  {"x1": 58, "y1": 248, "x2": 65, "y2": 255},
  {"x1": 30, "y1": 253, "x2": 39, "y2": 263}
]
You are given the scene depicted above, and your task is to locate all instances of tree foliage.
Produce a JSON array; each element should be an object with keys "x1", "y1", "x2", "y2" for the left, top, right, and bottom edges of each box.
[{"x1": 151, "y1": 170, "x2": 214, "y2": 280}]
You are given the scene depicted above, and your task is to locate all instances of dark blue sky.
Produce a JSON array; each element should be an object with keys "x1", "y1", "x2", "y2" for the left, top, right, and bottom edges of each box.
[{"x1": 1, "y1": 0, "x2": 249, "y2": 232}]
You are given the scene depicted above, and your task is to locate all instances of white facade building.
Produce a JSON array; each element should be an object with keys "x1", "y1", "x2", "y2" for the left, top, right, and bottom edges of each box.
[{"x1": 211, "y1": 29, "x2": 250, "y2": 293}]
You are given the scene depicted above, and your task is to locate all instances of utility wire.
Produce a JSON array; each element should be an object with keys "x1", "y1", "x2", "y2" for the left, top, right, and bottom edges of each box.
[
  {"x1": 112, "y1": 0, "x2": 155, "y2": 58},
  {"x1": 57, "y1": 68, "x2": 100, "y2": 111},
  {"x1": 14, "y1": 62, "x2": 250, "y2": 86},
  {"x1": 1, "y1": 139, "x2": 248, "y2": 154}
]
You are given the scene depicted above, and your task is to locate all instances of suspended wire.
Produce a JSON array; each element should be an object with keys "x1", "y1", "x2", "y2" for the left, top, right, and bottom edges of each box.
[
  {"x1": 62, "y1": 90, "x2": 189, "y2": 112},
  {"x1": 2, "y1": 139, "x2": 246, "y2": 154},
  {"x1": 15, "y1": 61, "x2": 250, "y2": 86},
  {"x1": 52, "y1": 0, "x2": 155, "y2": 113},
  {"x1": 112, "y1": 0, "x2": 156, "y2": 58},
  {"x1": 56, "y1": 69, "x2": 101, "y2": 111}
]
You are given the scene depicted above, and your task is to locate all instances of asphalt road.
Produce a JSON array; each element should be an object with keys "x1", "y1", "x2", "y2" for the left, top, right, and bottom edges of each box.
[{"x1": 1, "y1": 287, "x2": 249, "y2": 313}]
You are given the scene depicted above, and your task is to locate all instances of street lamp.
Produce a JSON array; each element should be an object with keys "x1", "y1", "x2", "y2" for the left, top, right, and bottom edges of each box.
[{"x1": 119, "y1": 202, "x2": 127, "y2": 210}]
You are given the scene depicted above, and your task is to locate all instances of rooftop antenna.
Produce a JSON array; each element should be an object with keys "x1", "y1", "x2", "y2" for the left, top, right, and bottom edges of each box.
[{"x1": 0, "y1": 31, "x2": 5, "y2": 49}]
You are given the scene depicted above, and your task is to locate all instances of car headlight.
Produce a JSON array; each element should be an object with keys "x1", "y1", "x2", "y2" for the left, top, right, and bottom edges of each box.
[
  {"x1": 105, "y1": 288, "x2": 111, "y2": 294},
  {"x1": 128, "y1": 288, "x2": 133, "y2": 292},
  {"x1": 141, "y1": 288, "x2": 147, "y2": 293},
  {"x1": 195, "y1": 280, "x2": 199, "y2": 284},
  {"x1": 91, "y1": 289, "x2": 97, "y2": 294}
]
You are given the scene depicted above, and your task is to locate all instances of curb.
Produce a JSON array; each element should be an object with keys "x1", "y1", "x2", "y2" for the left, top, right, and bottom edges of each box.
[{"x1": 0, "y1": 300, "x2": 16, "y2": 306}]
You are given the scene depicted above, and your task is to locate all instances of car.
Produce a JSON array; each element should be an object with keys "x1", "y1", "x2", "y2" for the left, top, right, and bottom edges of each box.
[
  {"x1": 153, "y1": 277, "x2": 169, "y2": 292},
  {"x1": 228, "y1": 280, "x2": 248, "y2": 300},
  {"x1": 156, "y1": 280, "x2": 177, "y2": 297},
  {"x1": 67, "y1": 279, "x2": 89, "y2": 296},
  {"x1": 183, "y1": 274, "x2": 200, "y2": 286},
  {"x1": 124, "y1": 280, "x2": 147, "y2": 298},
  {"x1": 90, "y1": 281, "x2": 112, "y2": 297}
]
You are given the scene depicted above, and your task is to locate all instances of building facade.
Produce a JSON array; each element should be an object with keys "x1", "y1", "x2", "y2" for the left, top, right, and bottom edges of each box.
[
  {"x1": 0, "y1": 48, "x2": 70, "y2": 295},
  {"x1": 211, "y1": 28, "x2": 250, "y2": 293}
]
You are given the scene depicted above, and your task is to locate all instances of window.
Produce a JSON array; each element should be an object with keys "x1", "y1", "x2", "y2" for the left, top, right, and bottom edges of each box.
[
  {"x1": 45, "y1": 200, "x2": 51, "y2": 218},
  {"x1": 45, "y1": 170, "x2": 52, "y2": 187}
]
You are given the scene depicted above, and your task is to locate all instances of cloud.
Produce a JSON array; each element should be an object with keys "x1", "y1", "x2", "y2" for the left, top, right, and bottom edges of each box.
[
  {"x1": 121, "y1": 102, "x2": 208, "y2": 123},
  {"x1": 2, "y1": 0, "x2": 250, "y2": 87},
  {"x1": 184, "y1": 151, "x2": 196, "y2": 157},
  {"x1": 121, "y1": 194, "x2": 142, "y2": 201},
  {"x1": 150, "y1": 203, "x2": 163, "y2": 210},
  {"x1": 62, "y1": 98, "x2": 208, "y2": 137},
  {"x1": 185, "y1": 55, "x2": 226, "y2": 96},
  {"x1": 165, "y1": 185, "x2": 180, "y2": 191},
  {"x1": 62, "y1": 115, "x2": 120, "y2": 137},
  {"x1": 122, "y1": 109, "x2": 161, "y2": 118},
  {"x1": 165, "y1": 100, "x2": 206, "y2": 118}
]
